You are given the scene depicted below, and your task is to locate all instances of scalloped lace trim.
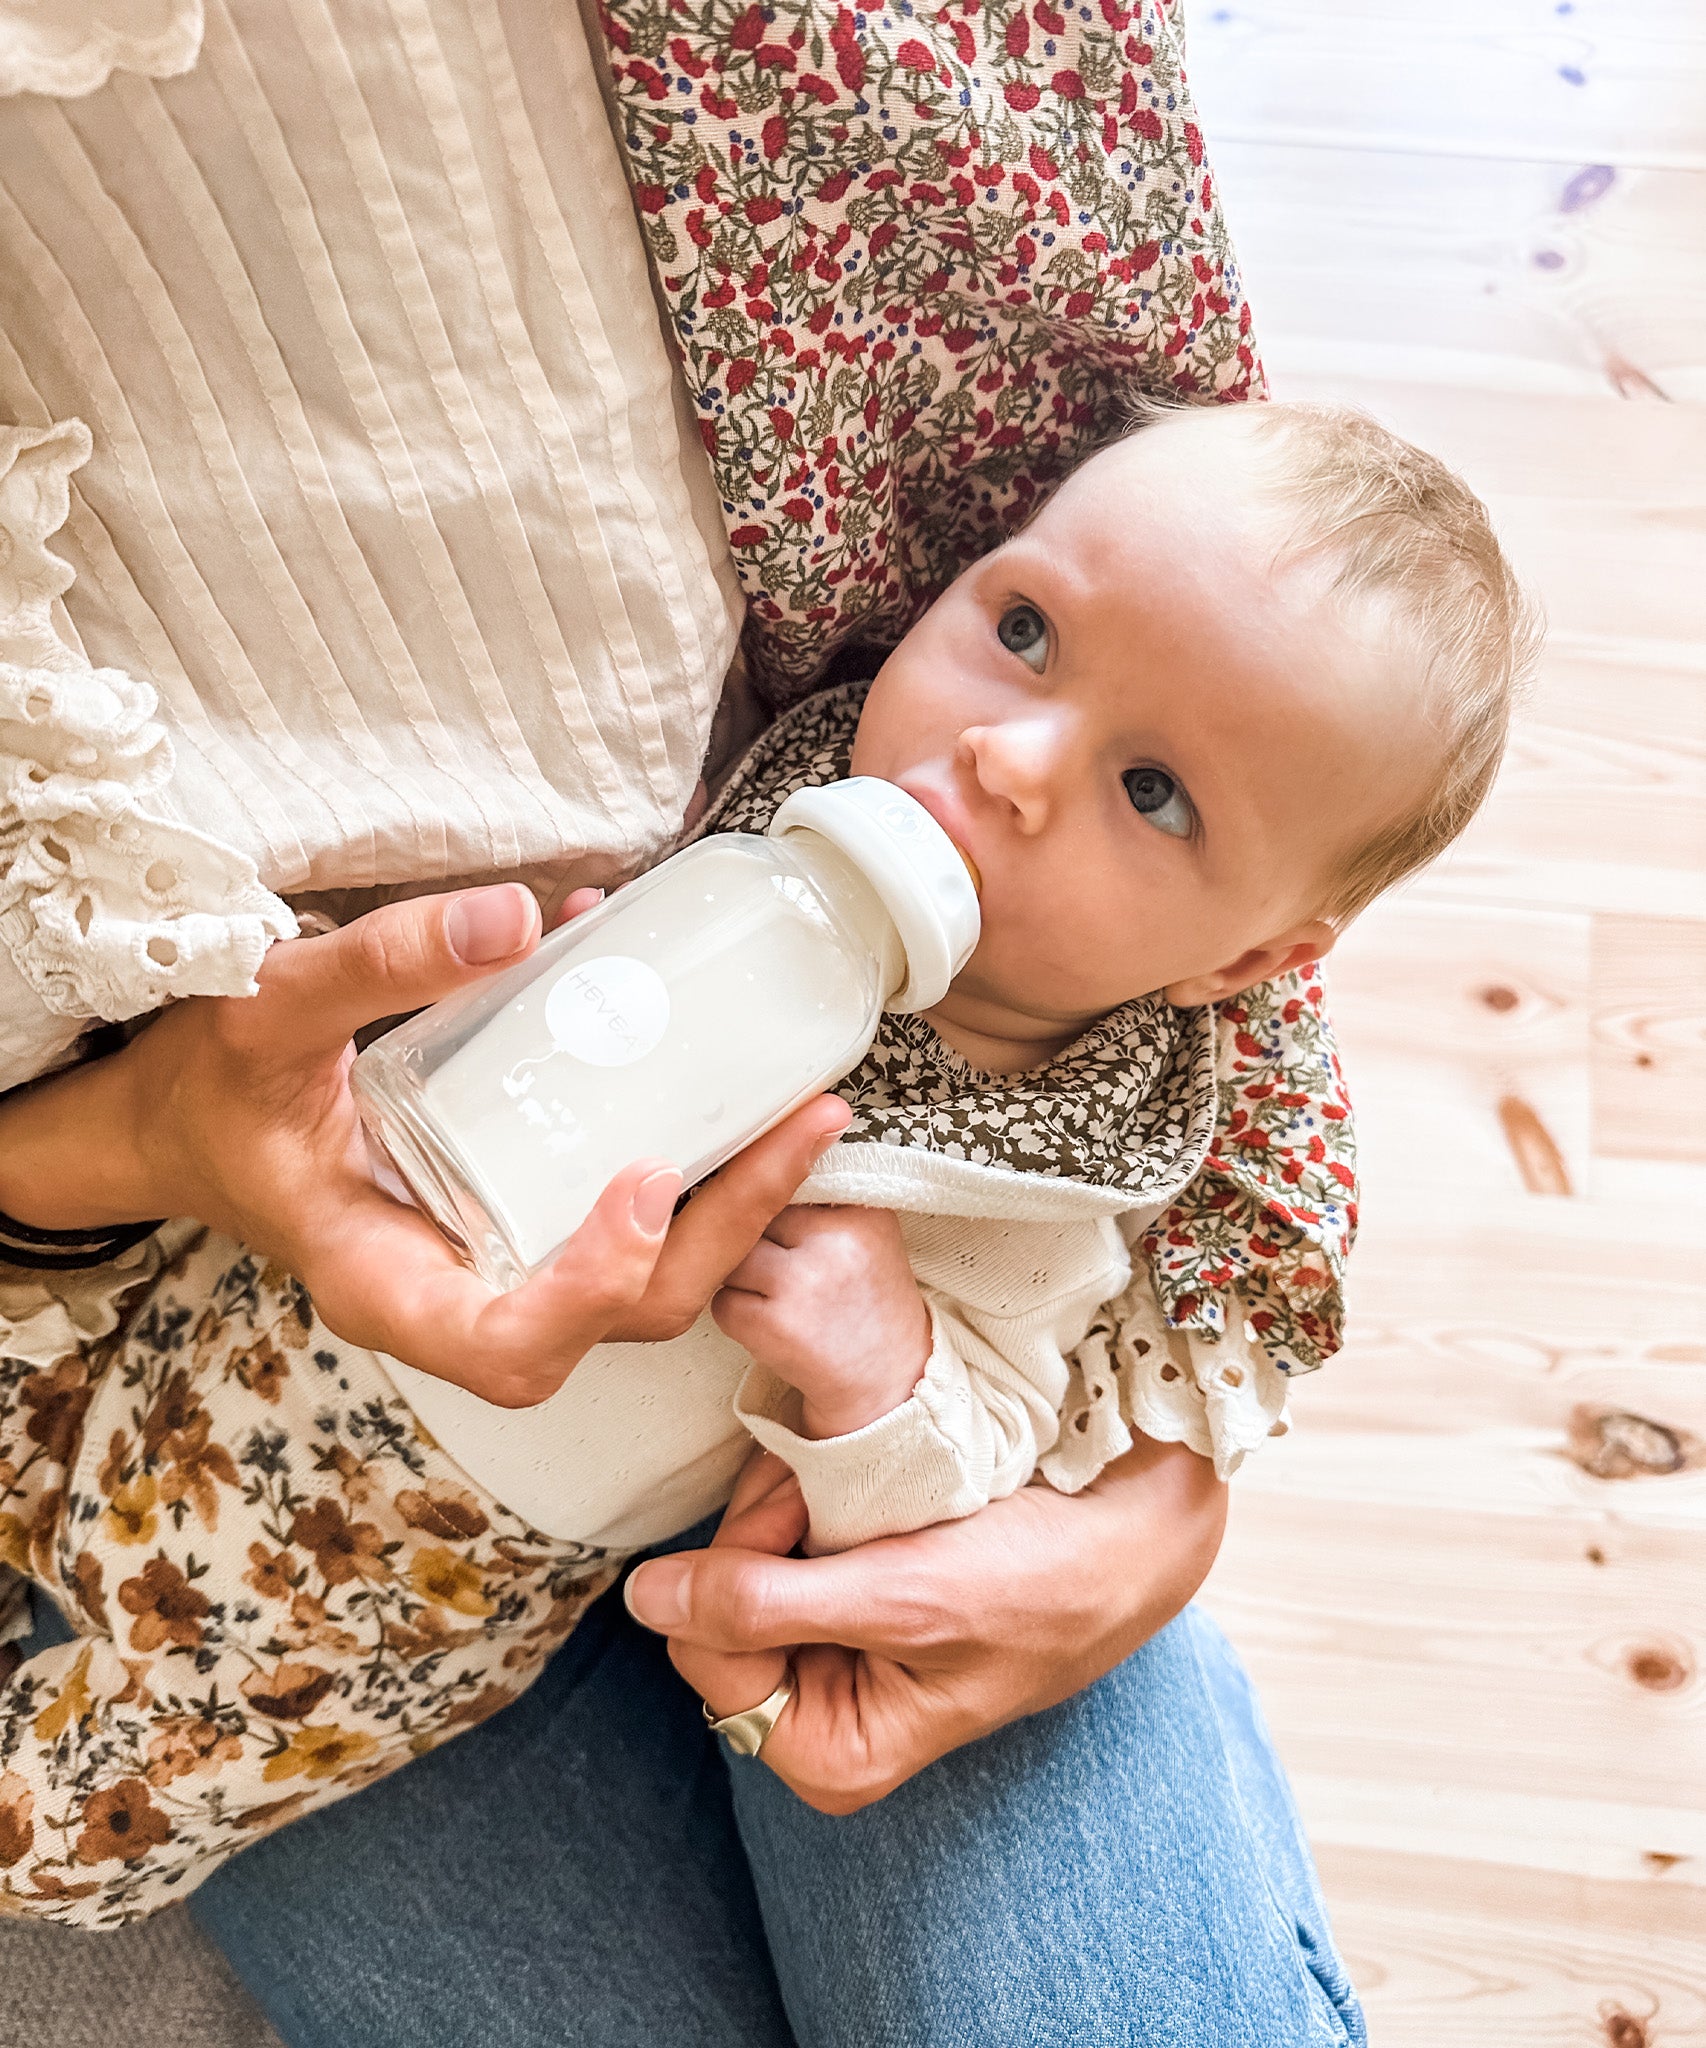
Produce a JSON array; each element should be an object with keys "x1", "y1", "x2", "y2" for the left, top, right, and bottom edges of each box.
[
  {"x1": 0, "y1": 1217, "x2": 193, "y2": 1362},
  {"x1": 0, "y1": 0, "x2": 202, "y2": 100},
  {"x1": 0, "y1": 421, "x2": 294, "y2": 1047},
  {"x1": 1045, "y1": 1268, "x2": 1292, "y2": 1487}
]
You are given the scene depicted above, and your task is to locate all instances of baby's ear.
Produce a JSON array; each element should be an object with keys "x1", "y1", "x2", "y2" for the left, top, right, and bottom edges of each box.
[{"x1": 1164, "y1": 921, "x2": 1339, "y2": 1009}]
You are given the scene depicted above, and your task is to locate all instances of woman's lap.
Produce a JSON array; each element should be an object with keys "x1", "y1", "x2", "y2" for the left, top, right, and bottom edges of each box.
[
  {"x1": 729, "y1": 1605, "x2": 1361, "y2": 2048},
  {"x1": 136, "y1": 1565, "x2": 1363, "y2": 2048}
]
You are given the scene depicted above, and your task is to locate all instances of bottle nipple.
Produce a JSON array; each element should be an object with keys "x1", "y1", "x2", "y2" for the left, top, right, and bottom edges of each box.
[{"x1": 767, "y1": 777, "x2": 982, "y2": 1013}]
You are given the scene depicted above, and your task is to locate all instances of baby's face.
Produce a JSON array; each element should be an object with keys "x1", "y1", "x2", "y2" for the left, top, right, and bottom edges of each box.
[{"x1": 851, "y1": 410, "x2": 1438, "y2": 1059}]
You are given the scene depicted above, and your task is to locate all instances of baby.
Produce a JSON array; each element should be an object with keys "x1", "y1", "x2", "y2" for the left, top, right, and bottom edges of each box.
[
  {"x1": 707, "y1": 397, "x2": 1538, "y2": 1546},
  {"x1": 0, "y1": 399, "x2": 1538, "y2": 1922}
]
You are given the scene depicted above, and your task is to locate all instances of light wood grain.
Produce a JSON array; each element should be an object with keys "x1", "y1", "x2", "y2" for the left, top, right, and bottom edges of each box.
[
  {"x1": 1316, "y1": 1845, "x2": 1706, "y2": 2046},
  {"x1": 1188, "y1": 0, "x2": 1706, "y2": 171},
  {"x1": 1205, "y1": 141, "x2": 1706, "y2": 399},
  {"x1": 1326, "y1": 897, "x2": 1591, "y2": 1199},
  {"x1": 1208, "y1": 1499, "x2": 1706, "y2": 1813},
  {"x1": 1194, "y1": 8, "x2": 1706, "y2": 2034},
  {"x1": 1592, "y1": 916, "x2": 1706, "y2": 1163}
]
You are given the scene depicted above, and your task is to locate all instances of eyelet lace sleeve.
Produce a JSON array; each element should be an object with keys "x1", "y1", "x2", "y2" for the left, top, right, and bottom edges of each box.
[
  {"x1": 1045, "y1": 1264, "x2": 1292, "y2": 1489},
  {"x1": 0, "y1": 0, "x2": 202, "y2": 100},
  {"x1": 0, "y1": 421, "x2": 295, "y2": 1090}
]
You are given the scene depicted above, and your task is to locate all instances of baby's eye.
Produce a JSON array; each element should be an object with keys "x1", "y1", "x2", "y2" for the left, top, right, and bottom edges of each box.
[
  {"x1": 996, "y1": 603, "x2": 1049, "y2": 673},
  {"x1": 1123, "y1": 766, "x2": 1194, "y2": 840}
]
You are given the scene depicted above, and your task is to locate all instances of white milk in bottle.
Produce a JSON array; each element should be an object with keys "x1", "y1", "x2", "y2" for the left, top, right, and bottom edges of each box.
[{"x1": 352, "y1": 779, "x2": 980, "y2": 1289}]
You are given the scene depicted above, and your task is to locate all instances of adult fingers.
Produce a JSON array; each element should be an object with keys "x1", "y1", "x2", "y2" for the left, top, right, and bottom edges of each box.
[
  {"x1": 748, "y1": 1644, "x2": 981, "y2": 1814},
  {"x1": 255, "y1": 885, "x2": 541, "y2": 1057},
  {"x1": 716, "y1": 1449, "x2": 806, "y2": 1538},
  {"x1": 606, "y1": 1093, "x2": 851, "y2": 1340},
  {"x1": 550, "y1": 886, "x2": 606, "y2": 929},
  {"x1": 670, "y1": 1633, "x2": 792, "y2": 1727},
  {"x1": 624, "y1": 1538, "x2": 951, "y2": 1658},
  {"x1": 303, "y1": 1156, "x2": 681, "y2": 1402},
  {"x1": 712, "y1": 1452, "x2": 808, "y2": 1557}
]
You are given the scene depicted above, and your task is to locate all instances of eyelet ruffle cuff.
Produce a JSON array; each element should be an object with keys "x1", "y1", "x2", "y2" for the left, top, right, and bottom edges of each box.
[
  {"x1": 0, "y1": 422, "x2": 294, "y2": 1077},
  {"x1": 1044, "y1": 1267, "x2": 1291, "y2": 1487},
  {"x1": 0, "y1": 0, "x2": 202, "y2": 99}
]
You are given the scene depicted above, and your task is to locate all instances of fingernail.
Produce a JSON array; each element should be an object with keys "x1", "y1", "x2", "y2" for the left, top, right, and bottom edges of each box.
[
  {"x1": 624, "y1": 1560, "x2": 690, "y2": 1631},
  {"x1": 631, "y1": 1168, "x2": 683, "y2": 1236},
  {"x1": 448, "y1": 885, "x2": 537, "y2": 965}
]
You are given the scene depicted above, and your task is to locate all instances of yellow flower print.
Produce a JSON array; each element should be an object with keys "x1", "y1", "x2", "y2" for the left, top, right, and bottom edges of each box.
[
  {"x1": 0, "y1": 1512, "x2": 27, "y2": 1573},
  {"x1": 261, "y1": 1724, "x2": 382, "y2": 1784},
  {"x1": 406, "y1": 1548, "x2": 495, "y2": 1619},
  {"x1": 32, "y1": 1645, "x2": 94, "y2": 1743},
  {"x1": 101, "y1": 1473, "x2": 159, "y2": 1546}
]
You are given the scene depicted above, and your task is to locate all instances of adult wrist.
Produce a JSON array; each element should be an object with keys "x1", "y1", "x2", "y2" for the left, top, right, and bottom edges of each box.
[
  {"x1": 0, "y1": 1040, "x2": 165, "y2": 1233},
  {"x1": 1096, "y1": 1434, "x2": 1227, "y2": 1626}
]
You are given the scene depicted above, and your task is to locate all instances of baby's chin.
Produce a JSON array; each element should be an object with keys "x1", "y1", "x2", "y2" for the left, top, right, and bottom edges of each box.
[{"x1": 931, "y1": 967, "x2": 1168, "y2": 1054}]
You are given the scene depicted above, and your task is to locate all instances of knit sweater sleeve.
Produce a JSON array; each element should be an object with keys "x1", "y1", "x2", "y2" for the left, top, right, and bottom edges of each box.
[
  {"x1": 733, "y1": 1212, "x2": 1296, "y2": 1550},
  {"x1": 734, "y1": 1216, "x2": 1132, "y2": 1553}
]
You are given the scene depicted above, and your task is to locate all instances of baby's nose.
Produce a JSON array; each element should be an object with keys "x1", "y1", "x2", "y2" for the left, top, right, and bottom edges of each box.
[{"x1": 962, "y1": 721, "x2": 1058, "y2": 833}]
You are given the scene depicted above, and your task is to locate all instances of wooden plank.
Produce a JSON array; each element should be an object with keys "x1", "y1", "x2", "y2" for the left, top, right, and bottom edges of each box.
[
  {"x1": 1205, "y1": 141, "x2": 1706, "y2": 398},
  {"x1": 1342, "y1": 1176, "x2": 1706, "y2": 1331},
  {"x1": 1293, "y1": 1773, "x2": 1706, "y2": 1890},
  {"x1": 1414, "y1": 847, "x2": 1706, "y2": 924},
  {"x1": 1325, "y1": 897, "x2": 1591, "y2": 1200},
  {"x1": 1206, "y1": 1498, "x2": 1706, "y2": 1821},
  {"x1": 1313, "y1": 1844, "x2": 1706, "y2": 2047},
  {"x1": 1187, "y1": 7, "x2": 1706, "y2": 2023},
  {"x1": 1477, "y1": 488, "x2": 1706, "y2": 650},
  {"x1": 1461, "y1": 647, "x2": 1706, "y2": 895},
  {"x1": 1267, "y1": 376, "x2": 1706, "y2": 506},
  {"x1": 1188, "y1": 0, "x2": 1706, "y2": 172},
  {"x1": 1233, "y1": 1425, "x2": 1706, "y2": 1530},
  {"x1": 1592, "y1": 915, "x2": 1706, "y2": 1163}
]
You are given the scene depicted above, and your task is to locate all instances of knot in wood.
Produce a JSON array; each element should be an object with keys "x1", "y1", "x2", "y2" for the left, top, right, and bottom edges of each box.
[
  {"x1": 1600, "y1": 2006, "x2": 1651, "y2": 2048},
  {"x1": 1625, "y1": 1641, "x2": 1693, "y2": 1693},
  {"x1": 1570, "y1": 1409, "x2": 1686, "y2": 1480}
]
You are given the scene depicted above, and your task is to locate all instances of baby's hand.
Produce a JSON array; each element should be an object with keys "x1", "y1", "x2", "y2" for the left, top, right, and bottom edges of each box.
[{"x1": 712, "y1": 1205, "x2": 931, "y2": 1439}]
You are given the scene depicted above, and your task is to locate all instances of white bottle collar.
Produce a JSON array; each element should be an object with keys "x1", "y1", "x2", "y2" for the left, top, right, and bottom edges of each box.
[{"x1": 768, "y1": 777, "x2": 981, "y2": 1011}]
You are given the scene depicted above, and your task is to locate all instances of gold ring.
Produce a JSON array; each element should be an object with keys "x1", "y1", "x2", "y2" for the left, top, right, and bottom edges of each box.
[{"x1": 702, "y1": 1671, "x2": 794, "y2": 1757}]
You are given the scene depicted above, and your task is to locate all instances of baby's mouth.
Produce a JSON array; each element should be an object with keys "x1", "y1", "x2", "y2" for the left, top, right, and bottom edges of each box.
[{"x1": 892, "y1": 775, "x2": 982, "y2": 893}]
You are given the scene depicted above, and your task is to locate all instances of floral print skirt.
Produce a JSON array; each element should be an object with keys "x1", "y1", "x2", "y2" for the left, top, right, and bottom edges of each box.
[{"x1": 0, "y1": 1227, "x2": 616, "y2": 1926}]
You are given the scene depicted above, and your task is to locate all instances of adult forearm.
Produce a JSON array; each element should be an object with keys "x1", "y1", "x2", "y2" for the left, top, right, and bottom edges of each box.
[
  {"x1": 1063, "y1": 1433, "x2": 1229, "y2": 1678},
  {"x1": 0, "y1": 1048, "x2": 159, "y2": 1231}
]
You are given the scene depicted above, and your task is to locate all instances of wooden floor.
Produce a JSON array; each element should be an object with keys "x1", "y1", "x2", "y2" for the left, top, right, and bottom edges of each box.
[{"x1": 1187, "y1": 5, "x2": 1706, "y2": 2043}]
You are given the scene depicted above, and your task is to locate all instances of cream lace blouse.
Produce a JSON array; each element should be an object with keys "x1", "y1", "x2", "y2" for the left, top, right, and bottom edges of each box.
[{"x1": 0, "y1": 0, "x2": 741, "y2": 1090}]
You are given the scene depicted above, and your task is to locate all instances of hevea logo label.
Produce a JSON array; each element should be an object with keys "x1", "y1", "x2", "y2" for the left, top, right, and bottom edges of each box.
[{"x1": 544, "y1": 956, "x2": 670, "y2": 1067}]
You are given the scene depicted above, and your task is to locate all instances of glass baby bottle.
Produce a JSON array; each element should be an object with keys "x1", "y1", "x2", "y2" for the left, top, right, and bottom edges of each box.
[{"x1": 351, "y1": 778, "x2": 981, "y2": 1291}]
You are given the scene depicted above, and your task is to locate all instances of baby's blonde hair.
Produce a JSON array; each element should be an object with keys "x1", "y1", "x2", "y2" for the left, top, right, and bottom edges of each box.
[{"x1": 1129, "y1": 396, "x2": 1543, "y2": 925}]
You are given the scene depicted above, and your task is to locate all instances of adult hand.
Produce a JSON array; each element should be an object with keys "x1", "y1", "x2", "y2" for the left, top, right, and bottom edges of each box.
[
  {"x1": 625, "y1": 1433, "x2": 1228, "y2": 1812},
  {"x1": 0, "y1": 884, "x2": 851, "y2": 1404}
]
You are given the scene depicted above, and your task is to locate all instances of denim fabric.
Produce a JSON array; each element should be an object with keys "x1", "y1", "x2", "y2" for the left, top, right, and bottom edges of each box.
[{"x1": 16, "y1": 1572, "x2": 1362, "y2": 2046}]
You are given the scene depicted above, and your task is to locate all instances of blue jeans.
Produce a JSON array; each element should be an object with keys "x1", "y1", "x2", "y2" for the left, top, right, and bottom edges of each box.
[{"x1": 20, "y1": 1567, "x2": 1362, "y2": 2046}]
